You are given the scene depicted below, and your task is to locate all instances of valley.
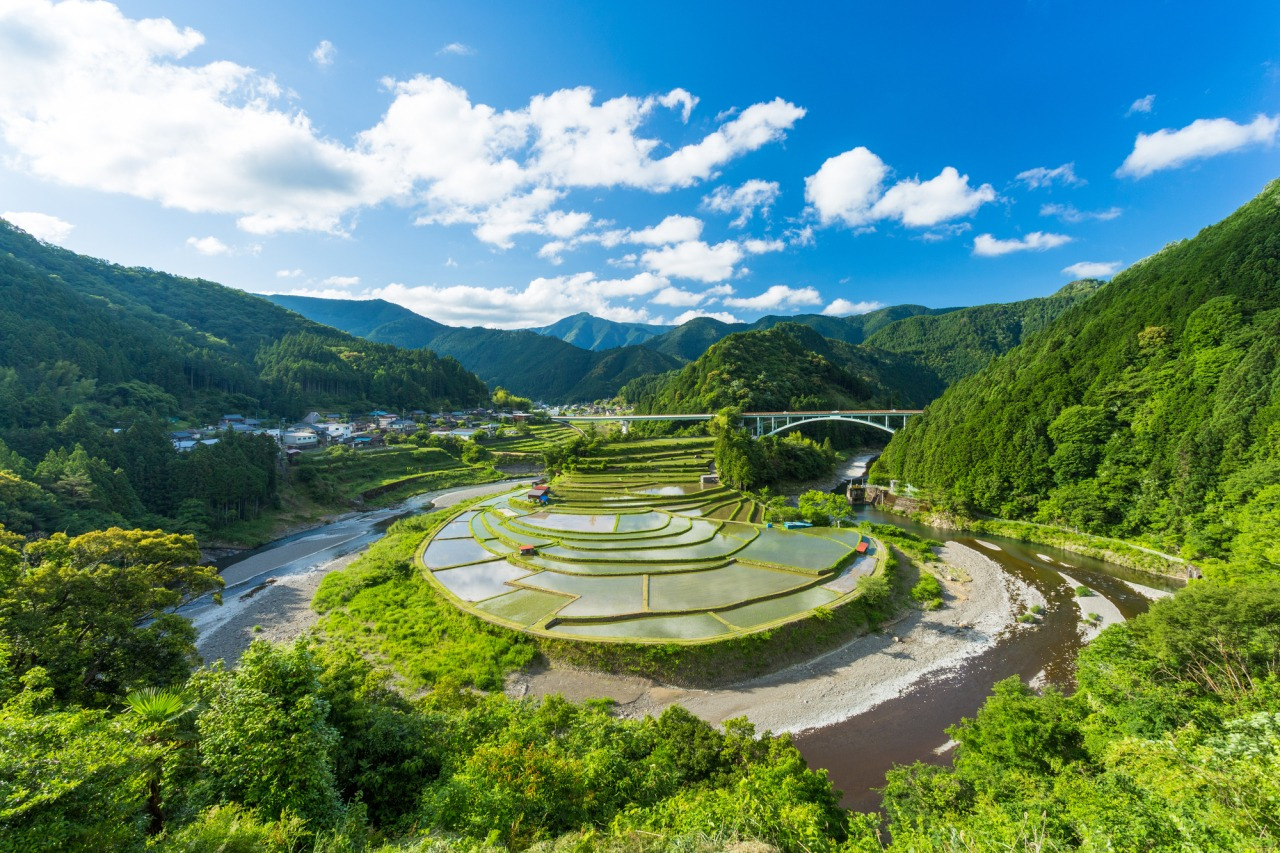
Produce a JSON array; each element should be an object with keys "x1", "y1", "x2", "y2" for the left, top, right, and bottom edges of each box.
[{"x1": 4, "y1": 179, "x2": 1280, "y2": 851}]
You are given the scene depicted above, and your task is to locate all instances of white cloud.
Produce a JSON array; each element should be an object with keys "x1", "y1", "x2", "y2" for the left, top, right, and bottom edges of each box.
[
  {"x1": 437, "y1": 42, "x2": 474, "y2": 56},
  {"x1": 322, "y1": 275, "x2": 361, "y2": 287},
  {"x1": 444, "y1": 257, "x2": 458, "y2": 267},
  {"x1": 805, "y1": 147, "x2": 994, "y2": 229},
  {"x1": 311, "y1": 40, "x2": 335, "y2": 67},
  {"x1": 276, "y1": 268, "x2": 303, "y2": 278},
  {"x1": 1127, "y1": 94, "x2": 1155, "y2": 116},
  {"x1": 641, "y1": 240, "x2": 744, "y2": 282},
  {"x1": 973, "y1": 231, "x2": 1072, "y2": 257},
  {"x1": 870, "y1": 167, "x2": 996, "y2": 227},
  {"x1": 657, "y1": 88, "x2": 697, "y2": 123},
  {"x1": 742, "y1": 237, "x2": 785, "y2": 254},
  {"x1": 805, "y1": 147, "x2": 889, "y2": 227},
  {"x1": 1062, "y1": 261, "x2": 1122, "y2": 278},
  {"x1": 652, "y1": 286, "x2": 707, "y2": 307},
  {"x1": 1040, "y1": 203, "x2": 1122, "y2": 223},
  {"x1": 0, "y1": 1, "x2": 803, "y2": 246},
  {"x1": 2, "y1": 210, "x2": 73, "y2": 242},
  {"x1": 1117, "y1": 114, "x2": 1280, "y2": 178},
  {"x1": 629, "y1": 215, "x2": 703, "y2": 245},
  {"x1": 363, "y1": 273, "x2": 666, "y2": 327},
  {"x1": 186, "y1": 235, "x2": 230, "y2": 255},
  {"x1": 672, "y1": 309, "x2": 741, "y2": 325},
  {"x1": 822, "y1": 298, "x2": 884, "y2": 316},
  {"x1": 1016, "y1": 162, "x2": 1084, "y2": 189},
  {"x1": 702, "y1": 179, "x2": 780, "y2": 227},
  {"x1": 722, "y1": 284, "x2": 822, "y2": 311}
]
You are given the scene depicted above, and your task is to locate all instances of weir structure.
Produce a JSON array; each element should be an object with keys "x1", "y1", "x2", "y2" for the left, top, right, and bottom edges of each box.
[{"x1": 551, "y1": 409, "x2": 922, "y2": 437}]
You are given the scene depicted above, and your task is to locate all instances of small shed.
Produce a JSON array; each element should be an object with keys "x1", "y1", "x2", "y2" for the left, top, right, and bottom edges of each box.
[
  {"x1": 519, "y1": 545, "x2": 537, "y2": 557},
  {"x1": 855, "y1": 540, "x2": 868, "y2": 554},
  {"x1": 527, "y1": 485, "x2": 550, "y2": 505}
]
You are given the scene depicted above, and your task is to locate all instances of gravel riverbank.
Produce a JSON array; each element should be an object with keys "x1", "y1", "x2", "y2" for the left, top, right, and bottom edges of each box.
[
  {"x1": 194, "y1": 479, "x2": 531, "y2": 667},
  {"x1": 507, "y1": 541, "x2": 1040, "y2": 734}
]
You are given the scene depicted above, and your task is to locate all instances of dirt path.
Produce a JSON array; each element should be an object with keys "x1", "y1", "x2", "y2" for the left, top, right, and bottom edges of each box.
[{"x1": 507, "y1": 542, "x2": 1041, "y2": 734}]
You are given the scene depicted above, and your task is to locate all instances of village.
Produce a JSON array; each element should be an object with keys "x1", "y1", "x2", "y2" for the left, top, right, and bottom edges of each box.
[{"x1": 165, "y1": 401, "x2": 633, "y2": 457}]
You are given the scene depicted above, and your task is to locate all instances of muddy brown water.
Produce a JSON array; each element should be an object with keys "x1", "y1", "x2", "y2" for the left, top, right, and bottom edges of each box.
[{"x1": 793, "y1": 507, "x2": 1179, "y2": 813}]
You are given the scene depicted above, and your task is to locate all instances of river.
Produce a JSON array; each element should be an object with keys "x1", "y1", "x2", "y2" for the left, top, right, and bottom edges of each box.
[{"x1": 793, "y1": 506, "x2": 1181, "y2": 811}]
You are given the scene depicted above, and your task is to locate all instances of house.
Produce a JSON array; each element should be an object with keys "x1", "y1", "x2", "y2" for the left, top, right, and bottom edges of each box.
[
  {"x1": 389, "y1": 418, "x2": 418, "y2": 433},
  {"x1": 449, "y1": 428, "x2": 479, "y2": 441},
  {"x1": 302, "y1": 412, "x2": 322, "y2": 424},
  {"x1": 527, "y1": 485, "x2": 550, "y2": 505},
  {"x1": 519, "y1": 545, "x2": 537, "y2": 556},
  {"x1": 323, "y1": 423, "x2": 353, "y2": 441},
  {"x1": 285, "y1": 447, "x2": 304, "y2": 464},
  {"x1": 282, "y1": 430, "x2": 318, "y2": 448},
  {"x1": 218, "y1": 414, "x2": 245, "y2": 427}
]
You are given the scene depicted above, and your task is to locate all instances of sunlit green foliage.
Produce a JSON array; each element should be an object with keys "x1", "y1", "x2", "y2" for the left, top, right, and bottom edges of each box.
[{"x1": 875, "y1": 180, "x2": 1280, "y2": 569}]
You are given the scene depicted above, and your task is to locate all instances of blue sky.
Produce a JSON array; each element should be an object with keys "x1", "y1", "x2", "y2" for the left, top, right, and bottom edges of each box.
[{"x1": 2, "y1": 1, "x2": 1279, "y2": 329}]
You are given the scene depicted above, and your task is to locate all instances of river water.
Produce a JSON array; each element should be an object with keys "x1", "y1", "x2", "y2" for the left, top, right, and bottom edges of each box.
[{"x1": 793, "y1": 506, "x2": 1181, "y2": 812}]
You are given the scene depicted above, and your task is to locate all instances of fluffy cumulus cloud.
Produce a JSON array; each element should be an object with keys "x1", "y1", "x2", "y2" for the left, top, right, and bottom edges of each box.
[
  {"x1": 1016, "y1": 162, "x2": 1084, "y2": 189},
  {"x1": 1117, "y1": 114, "x2": 1280, "y2": 178},
  {"x1": 311, "y1": 40, "x2": 335, "y2": 67},
  {"x1": 186, "y1": 235, "x2": 231, "y2": 255},
  {"x1": 972, "y1": 231, "x2": 1072, "y2": 257},
  {"x1": 671, "y1": 309, "x2": 741, "y2": 324},
  {"x1": 822, "y1": 298, "x2": 884, "y2": 316},
  {"x1": 325, "y1": 272, "x2": 672, "y2": 327},
  {"x1": 0, "y1": 1, "x2": 804, "y2": 246},
  {"x1": 702, "y1": 179, "x2": 780, "y2": 227},
  {"x1": 1127, "y1": 94, "x2": 1155, "y2": 116},
  {"x1": 1063, "y1": 261, "x2": 1123, "y2": 278},
  {"x1": 629, "y1": 215, "x2": 703, "y2": 245},
  {"x1": 1040, "y1": 203, "x2": 1122, "y2": 223},
  {"x1": 276, "y1": 268, "x2": 303, "y2": 278},
  {"x1": 805, "y1": 147, "x2": 994, "y2": 229},
  {"x1": 2, "y1": 210, "x2": 74, "y2": 242},
  {"x1": 640, "y1": 240, "x2": 744, "y2": 283},
  {"x1": 722, "y1": 284, "x2": 821, "y2": 311}
]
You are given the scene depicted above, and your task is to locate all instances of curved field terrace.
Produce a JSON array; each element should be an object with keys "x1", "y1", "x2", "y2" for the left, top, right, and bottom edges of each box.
[{"x1": 419, "y1": 441, "x2": 883, "y2": 643}]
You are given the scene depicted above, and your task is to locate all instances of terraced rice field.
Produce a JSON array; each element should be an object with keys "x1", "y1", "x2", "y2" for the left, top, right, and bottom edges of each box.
[{"x1": 418, "y1": 439, "x2": 883, "y2": 643}]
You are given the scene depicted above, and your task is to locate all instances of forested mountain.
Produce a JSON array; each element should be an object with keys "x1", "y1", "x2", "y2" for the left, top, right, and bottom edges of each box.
[
  {"x1": 269, "y1": 294, "x2": 682, "y2": 402},
  {"x1": 0, "y1": 221, "x2": 487, "y2": 422},
  {"x1": 862, "y1": 279, "x2": 1105, "y2": 383},
  {"x1": 0, "y1": 219, "x2": 487, "y2": 536},
  {"x1": 875, "y1": 178, "x2": 1280, "y2": 571},
  {"x1": 639, "y1": 304, "x2": 953, "y2": 361},
  {"x1": 623, "y1": 323, "x2": 946, "y2": 413},
  {"x1": 530, "y1": 311, "x2": 669, "y2": 350}
]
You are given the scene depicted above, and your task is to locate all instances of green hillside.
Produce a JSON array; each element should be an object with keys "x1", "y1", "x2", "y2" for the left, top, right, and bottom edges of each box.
[
  {"x1": 863, "y1": 279, "x2": 1105, "y2": 383},
  {"x1": 268, "y1": 294, "x2": 682, "y2": 402},
  {"x1": 623, "y1": 322, "x2": 945, "y2": 413},
  {"x1": 875, "y1": 178, "x2": 1280, "y2": 570},
  {"x1": 0, "y1": 222, "x2": 487, "y2": 423},
  {"x1": 641, "y1": 304, "x2": 952, "y2": 362},
  {"x1": 530, "y1": 311, "x2": 669, "y2": 350}
]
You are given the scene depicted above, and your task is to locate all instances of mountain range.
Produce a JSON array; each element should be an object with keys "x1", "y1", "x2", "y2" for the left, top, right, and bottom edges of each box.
[{"x1": 269, "y1": 281, "x2": 1099, "y2": 404}]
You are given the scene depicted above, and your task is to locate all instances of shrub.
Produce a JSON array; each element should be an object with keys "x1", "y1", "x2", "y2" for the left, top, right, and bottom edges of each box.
[
  {"x1": 911, "y1": 573, "x2": 943, "y2": 604},
  {"x1": 1075, "y1": 585, "x2": 1092, "y2": 596}
]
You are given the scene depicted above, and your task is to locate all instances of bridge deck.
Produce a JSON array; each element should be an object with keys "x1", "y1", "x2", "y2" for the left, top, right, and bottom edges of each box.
[{"x1": 554, "y1": 409, "x2": 922, "y2": 422}]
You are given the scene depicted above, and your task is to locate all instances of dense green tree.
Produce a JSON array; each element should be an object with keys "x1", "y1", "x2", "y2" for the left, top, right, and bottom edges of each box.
[
  {"x1": 0, "y1": 528, "x2": 219, "y2": 705},
  {"x1": 190, "y1": 641, "x2": 342, "y2": 829}
]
